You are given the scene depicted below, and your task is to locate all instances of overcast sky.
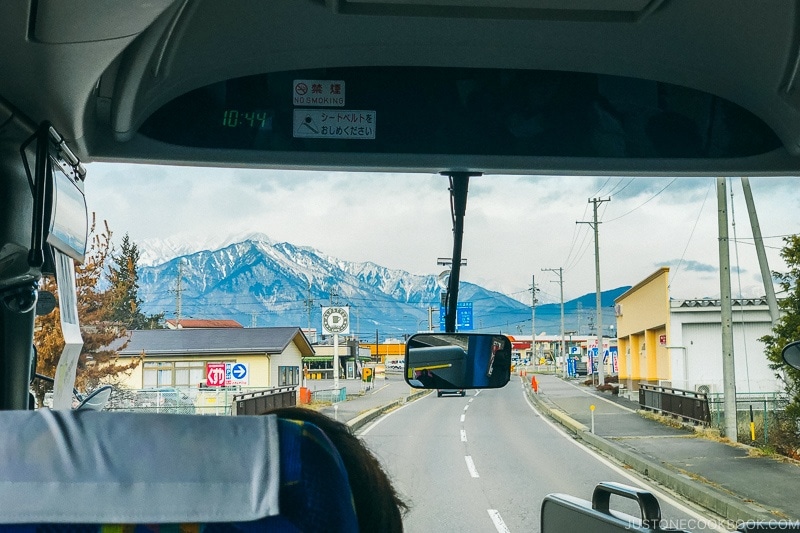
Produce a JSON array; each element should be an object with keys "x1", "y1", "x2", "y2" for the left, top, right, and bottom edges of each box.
[{"x1": 85, "y1": 163, "x2": 800, "y2": 305}]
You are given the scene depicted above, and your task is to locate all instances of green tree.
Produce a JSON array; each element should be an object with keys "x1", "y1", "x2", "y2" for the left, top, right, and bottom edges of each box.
[
  {"x1": 761, "y1": 234, "x2": 800, "y2": 419},
  {"x1": 107, "y1": 233, "x2": 163, "y2": 329},
  {"x1": 33, "y1": 219, "x2": 142, "y2": 407}
]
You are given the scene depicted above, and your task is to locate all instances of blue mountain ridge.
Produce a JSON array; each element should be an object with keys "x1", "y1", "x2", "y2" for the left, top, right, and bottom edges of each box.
[{"x1": 138, "y1": 238, "x2": 629, "y2": 338}]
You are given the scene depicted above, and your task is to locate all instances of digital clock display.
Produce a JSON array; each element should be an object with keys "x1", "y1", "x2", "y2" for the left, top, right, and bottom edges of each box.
[{"x1": 222, "y1": 110, "x2": 273, "y2": 129}]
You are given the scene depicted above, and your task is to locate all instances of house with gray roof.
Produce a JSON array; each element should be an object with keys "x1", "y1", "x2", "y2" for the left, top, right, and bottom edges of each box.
[{"x1": 115, "y1": 327, "x2": 313, "y2": 391}]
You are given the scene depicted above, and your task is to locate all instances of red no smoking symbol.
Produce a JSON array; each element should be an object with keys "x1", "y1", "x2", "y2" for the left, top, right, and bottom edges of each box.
[{"x1": 295, "y1": 83, "x2": 308, "y2": 95}]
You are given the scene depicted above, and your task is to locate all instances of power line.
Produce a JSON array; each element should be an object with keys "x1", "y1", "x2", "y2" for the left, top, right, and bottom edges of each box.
[{"x1": 605, "y1": 178, "x2": 677, "y2": 223}]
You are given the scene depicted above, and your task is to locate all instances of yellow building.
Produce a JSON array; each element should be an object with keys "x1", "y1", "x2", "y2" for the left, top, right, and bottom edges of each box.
[
  {"x1": 615, "y1": 267, "x2": 671, "y2": 392},
  {"x1": 360, "y1": 341, "x2": 406, "y2": 364},
  {"x1": 115, "y1": 327, "x2": 313, "y2": 390}
]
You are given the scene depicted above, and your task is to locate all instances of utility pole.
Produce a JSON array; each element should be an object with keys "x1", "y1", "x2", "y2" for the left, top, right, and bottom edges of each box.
[
  {"x1": 175, "y1": 259, "x2": 184, "y2": 328},
  {"x1": 428, "y1": 306, "x2": 435, "y2": 331},
  {"x1": 305, "y1": 281, "x2": 314, "y2": 332},
  {"x1": 717, "y1": 178, "x2": 738, "y2": 442},
  {"x1": 531, "y1": 275, "x2": 537, "y2": 362},
  {"x1": 543, "y1": 267, "x2": 565, "y2": 374},
  {"x1": 579, "y1": 197, "x2": 610, "y2": 386},
  {"x1": 329, "y1": 285, "x2": 340, "y2": 306},
  {"x1": 741, "y1": 178, "x2": 779, "y2": 325}
]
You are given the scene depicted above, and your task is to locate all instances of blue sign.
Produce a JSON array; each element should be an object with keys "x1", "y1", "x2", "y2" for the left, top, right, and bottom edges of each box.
[
  {"x1": 225, "y1": 362, "x2": 249, "y2": 385},
  {"x1": 231, "y1": 363, "x2": 247, "y2": 380},
  {"x1": 439, "y1": 301, "x2": 474, "y2": 331}
]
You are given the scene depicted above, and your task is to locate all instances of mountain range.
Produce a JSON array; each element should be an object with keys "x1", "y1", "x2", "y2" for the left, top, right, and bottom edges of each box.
[{"x1": 138, "y1": 235, "x2": 629, "y2": 338}]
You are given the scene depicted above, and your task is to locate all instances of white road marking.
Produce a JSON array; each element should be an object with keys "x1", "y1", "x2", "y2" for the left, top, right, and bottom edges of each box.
[
  {"x1": 469, "y1": 398, "x2": 474, "y2": 403},
  {"x1": 487, "y1": 509, "x2": 511, "y2": 533},
  {"x1": 357, "y1": 390, "x2": 430, "y2": 435},
  {"x1": 464, "y1": 404, "x2": 469, "y2": 411},
  {"x1": 465, "y1": 455, "x2": 480, "y2": 478},
  {"x1": 460, "y1": 414, "x2": 466, "y2": 422},
  {"x1": 563, "y1": 378, "x2": 636, "y2": 413},
  {"x1": 370, "y1": 383, "x2": 390, "y2": 395},
  {"x1": 475, "y1": 390, "x2": 481, "y2": 396},
  {"x1": 521, "y1": 387, "x2": 726, "y2": 532},
  {"x1": 461, "y1": 429, "x2": 467, "y2": 442}
]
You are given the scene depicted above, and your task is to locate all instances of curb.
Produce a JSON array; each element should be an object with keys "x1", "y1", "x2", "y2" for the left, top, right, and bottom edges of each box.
[
  {"x1": 523, "y1": 380, "x2": 775, "y2": 524},
  {"x1": 348, "y1": 389, "x2": 430, "y2": 432}
]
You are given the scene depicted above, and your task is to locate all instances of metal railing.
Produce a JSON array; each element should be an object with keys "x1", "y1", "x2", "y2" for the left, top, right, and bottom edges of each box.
[
  {"x1": 232, "y1": 386, "x2": 297, "y2": 415},
  {"x1": 707, "y1": 392, "x2": 789, "y2": 444},
  {"x1": 311, "y1": 387, "x2": 346, "y2": 404},
  {"x1": 639, "y1": 384, "x2": 711, "y2": 425}
]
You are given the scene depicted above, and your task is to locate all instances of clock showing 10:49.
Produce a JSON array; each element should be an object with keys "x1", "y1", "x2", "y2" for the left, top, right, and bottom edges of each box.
[{"x1": 322, "y1": 307, "x2": 349, "y2": 334}]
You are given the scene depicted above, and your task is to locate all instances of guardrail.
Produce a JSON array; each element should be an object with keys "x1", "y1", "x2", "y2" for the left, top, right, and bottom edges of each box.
[
  {"x1": 232, "y1": 386, "x2": 297, "y2": 415},
  {"x1": 311, "y1": 387, "x2": 346, "y2": 404},
  {"x1": 639, "y1": 384, "x2": 710, "y2": 425}
]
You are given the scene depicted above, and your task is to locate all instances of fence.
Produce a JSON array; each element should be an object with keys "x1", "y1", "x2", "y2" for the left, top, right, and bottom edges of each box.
[
  {"x1": 638, "y1": 384, "x2": 711, "y2": 425},
  {"x1": 310, "y1": 387, "x2": 347, "y2": 404},
  {"x1": 707, "y1": 392, "x2": 790, "y2": 445},
  {"x1": 106, "y1": 386, "x2": 293, "y2": 416}
]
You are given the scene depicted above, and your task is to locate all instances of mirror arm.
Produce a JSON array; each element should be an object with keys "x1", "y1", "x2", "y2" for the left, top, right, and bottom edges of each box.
[{"x1": 441, "y1": 172, "x2": 480, "y2": 333}]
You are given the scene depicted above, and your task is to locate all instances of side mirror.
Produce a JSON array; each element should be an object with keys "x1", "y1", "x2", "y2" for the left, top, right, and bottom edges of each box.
[
  {"x1": 75, "y1": 385, "x2": 112, "y2": 411},
  {"x1": 405, "y1": 333, "x2": 512, "y2": 389},
  {"x1": 781, "y1": 341, "x2": 800, "y2": 371}
]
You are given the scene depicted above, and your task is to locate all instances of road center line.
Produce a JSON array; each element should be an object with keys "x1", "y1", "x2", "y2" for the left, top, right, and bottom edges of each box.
[
  {"x1": 460, "y1": 414, "x2": 466, "y2": 422},
  {"x1": 461, "y1": 429, "x2": 467, "y2": 442},
  {"x1": 487, "y1": 509, "x2": 511, "y2": 533},
  {"x1": 465, "y1": 455, "x2": 480, "y2": 478},
  {"x1": 469, "y1": 398, "x2": 474, "y2": 403},
  {"x1": 464, "y1": 404, "x2": 469, "y2": 411}
]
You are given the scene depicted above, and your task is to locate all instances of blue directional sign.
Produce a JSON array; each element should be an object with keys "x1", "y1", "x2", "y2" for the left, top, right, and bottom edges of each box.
[
  {"x1": 439, "y1": 301, "x2": 474, "y2": 331},
  {"x1": 226, "y1": 362, "x2": 249, "y2": 385},
  {"x1": 231, "y1": 363, "x2": 247, "y2": 380}
]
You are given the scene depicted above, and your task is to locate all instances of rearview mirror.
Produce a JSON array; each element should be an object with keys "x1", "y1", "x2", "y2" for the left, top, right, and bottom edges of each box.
[
  {"x1": 405, "y1": 333, "x2": 512, "y2": 389},
  {"x1": 781, "y1": 341, "x2": 800, "y2": 371}
]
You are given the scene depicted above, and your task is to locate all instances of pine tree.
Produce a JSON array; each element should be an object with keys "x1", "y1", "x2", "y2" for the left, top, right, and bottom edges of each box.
[
  {"x1": 107, "y1": 233, "x2": 163, "y2": 329},
  {"x1": 33, "y1": 219, "x2": 142, "y2": 407}
]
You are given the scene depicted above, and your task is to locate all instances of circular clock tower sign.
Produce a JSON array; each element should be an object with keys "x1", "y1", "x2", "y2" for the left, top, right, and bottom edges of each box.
[{"x1": 322, "y1": 306, "x2": 350, "y2": 335}]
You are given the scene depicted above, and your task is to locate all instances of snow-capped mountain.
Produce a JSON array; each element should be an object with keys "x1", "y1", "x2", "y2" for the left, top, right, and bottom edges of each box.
[{"x1": 137, "y1": 235, "x2": 626, "y2": 336}]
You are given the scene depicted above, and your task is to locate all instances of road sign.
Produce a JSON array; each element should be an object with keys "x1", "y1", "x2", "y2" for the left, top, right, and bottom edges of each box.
[
  {"x1": 659, "y1": 334, "x2": 667, "y2": 345},
  {"x1": 322, "y1": 306, "x2": 350, "y2": 334},
  {"x1": 439, "y1": 301, "x2": 474, "y2": 331},
  {"x1": 206, "y1": 362, "x2": 226, "y2": 387},
  {"x1": 227, "y1": 362, "x2": 249, "y2": 386}
]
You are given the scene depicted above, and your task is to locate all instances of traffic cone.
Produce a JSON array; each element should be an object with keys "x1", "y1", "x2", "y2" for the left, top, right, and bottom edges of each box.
[{"x1": 531, "y1": 375, "x2": 539, "y2": 393}]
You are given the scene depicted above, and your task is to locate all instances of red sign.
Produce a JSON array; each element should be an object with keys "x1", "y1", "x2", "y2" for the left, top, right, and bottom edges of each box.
[
  {"x1": 206, "y1": 362, "x2": 226, "y2": 387},
  {"x1": 659, "y1": 334, "x2": 667, "y2": 346}
]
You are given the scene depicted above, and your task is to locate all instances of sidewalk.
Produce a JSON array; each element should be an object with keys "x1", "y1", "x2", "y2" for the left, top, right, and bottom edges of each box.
[
  {"x1": 526, "y1": 373, "x2": 800, "y2": 524},
  {"x1": 309, "y1": 374, "x2": 429, "y2": 429}
]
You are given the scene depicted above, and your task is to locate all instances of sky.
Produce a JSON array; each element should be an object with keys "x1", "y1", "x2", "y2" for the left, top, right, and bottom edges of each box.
[{"x1": 85, "y1": 163, "x2": 800, "y2": 306}]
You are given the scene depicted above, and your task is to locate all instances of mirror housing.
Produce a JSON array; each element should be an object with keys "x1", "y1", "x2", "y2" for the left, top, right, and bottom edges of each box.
[
  {"x1": 405, "y1": 333, "x2": 512, "y2": 390},
  {"x1": 781, "y1": 341, "x2": 800, "y2": 371}
]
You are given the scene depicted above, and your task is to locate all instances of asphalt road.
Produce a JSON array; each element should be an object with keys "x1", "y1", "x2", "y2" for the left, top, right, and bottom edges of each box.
[{"x1": 360, "y1": 380, "x2": 729, "y2": 533}]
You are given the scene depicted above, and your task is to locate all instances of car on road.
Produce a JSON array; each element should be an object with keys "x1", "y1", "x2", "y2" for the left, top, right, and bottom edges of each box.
[{"x1": 437, "y1": 388, "x2": 466, "y2": 397}]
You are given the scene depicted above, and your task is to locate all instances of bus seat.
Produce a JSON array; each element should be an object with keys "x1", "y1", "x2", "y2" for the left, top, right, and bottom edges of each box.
[{"x1": 0, "y1": 410, "x2": 358, "y2": 532}]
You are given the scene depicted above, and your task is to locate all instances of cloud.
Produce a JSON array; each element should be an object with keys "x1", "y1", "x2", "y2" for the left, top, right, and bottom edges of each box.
[{"x1": 662, "y1": 259, "x2": 717, "y2": 273}]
